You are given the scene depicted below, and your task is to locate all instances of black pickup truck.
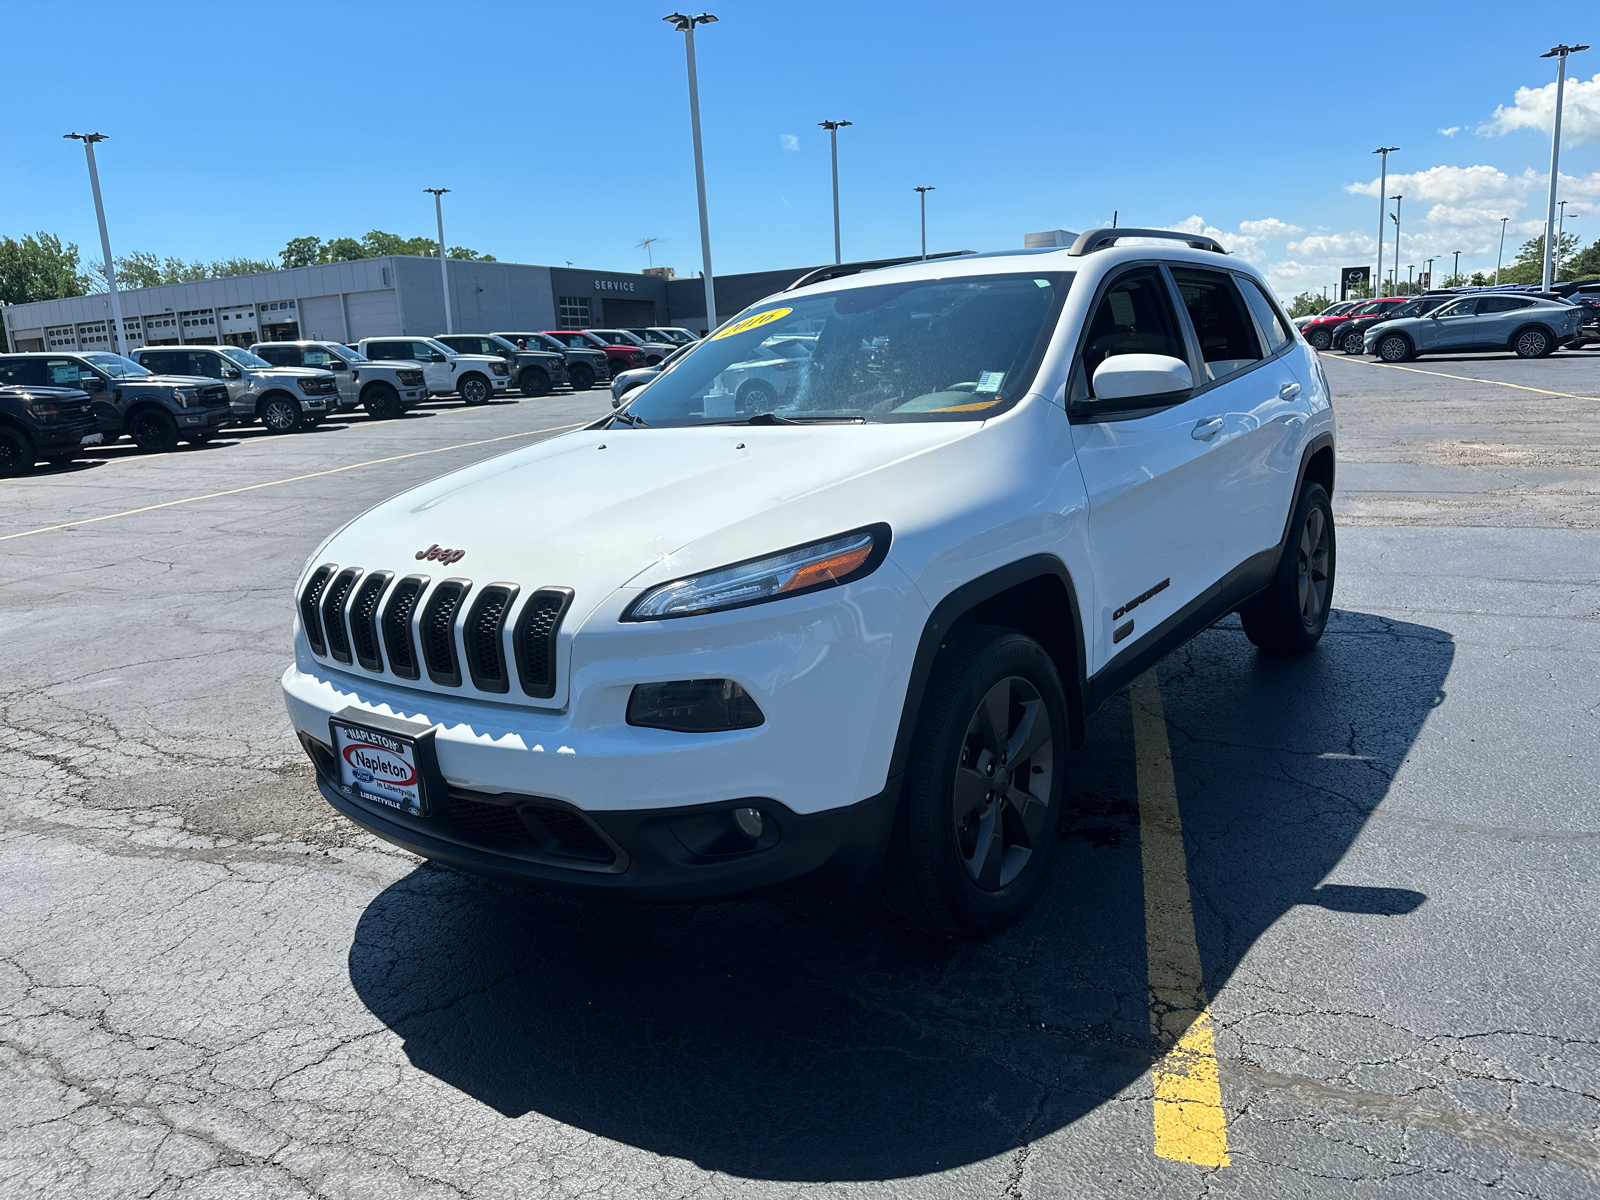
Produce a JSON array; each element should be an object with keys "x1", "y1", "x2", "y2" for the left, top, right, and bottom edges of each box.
[{"x1": 0, "y1": 379, "x2": 102, "y2": 475}]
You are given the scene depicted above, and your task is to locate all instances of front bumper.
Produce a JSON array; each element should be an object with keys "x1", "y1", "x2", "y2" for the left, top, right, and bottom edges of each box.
[
  {"x1": 179, "y1": 406, "x2": 233, "y2": 428},
  {"x1": 33, "y1": 418, "x2": 103, "y2": 452}
]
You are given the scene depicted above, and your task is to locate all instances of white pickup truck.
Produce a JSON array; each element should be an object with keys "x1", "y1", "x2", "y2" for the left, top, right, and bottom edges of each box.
[{"x1": 355, "y1": 336, "x2": 509, "y2": 405}]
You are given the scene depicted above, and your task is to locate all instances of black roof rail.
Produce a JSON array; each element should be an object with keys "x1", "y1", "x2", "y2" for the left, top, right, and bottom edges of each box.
[
  {"x1": 1067, "y1": 228, "x2": 1227, "y2": 256},
  {"x1": 783, "y1": 250, "x2": 974, "y2": 292}
]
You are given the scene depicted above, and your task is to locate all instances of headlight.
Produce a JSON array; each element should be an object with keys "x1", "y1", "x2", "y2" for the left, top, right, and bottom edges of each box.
[
  {"x1": 491, "y1": 362, "x2": 510, "y2": 376},
  {"x1": 28, "y1": 402, "x2": 62, "y2": 421},
  {"x1": 624, "y1": 525, "x2": 890, "y2": 621},
  {"x1": 171, "y1": 388, "x2": 196, "y2": 407},
  {"x1": 296, "y1": 378, "x2": 324, "y2": 395}
]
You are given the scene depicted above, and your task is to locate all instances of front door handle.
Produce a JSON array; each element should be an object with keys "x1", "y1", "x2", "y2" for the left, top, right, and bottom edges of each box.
[
  {"x1": 1279, "y1": 381, "x2": 1301, "y2": 400},
  {"x1": 1191, "y1": 417, "x2": 1224, "y2": 441}
]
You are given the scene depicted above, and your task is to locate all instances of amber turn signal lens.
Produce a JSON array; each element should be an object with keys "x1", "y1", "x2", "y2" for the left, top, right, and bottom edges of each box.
[{"x1": 780, "y1": 543, "x2": 874, "y2": 593}]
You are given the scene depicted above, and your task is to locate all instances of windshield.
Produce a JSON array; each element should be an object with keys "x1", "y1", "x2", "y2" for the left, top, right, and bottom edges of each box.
[
  {"x1": 652, "y1": 329, "x2": 695, "y2": 344},
  {"x1": 218, "y1": 346, "x2": 272, "y2": 368},
  {"x1": 78, "y1": 352, "x2": 150, "y2": 378},
  {"x1": 335, "y1": 345, "x2": 369, "y2": 361},
  {"x1": 589, "y1": 330, "x2": 642, "y2": 346},
  {"x1": 423, "y1": 338, "x2": 456, "y2": 356},
  {"x1": 505, "y1": 333, "x2": 568, "y2": 353},
  {"x1": 1387, "y1": 301, "x2": 1426, "y2": 318},
  {"x1": 617, "y1": 272, "x2": 1070, "y2": 428}
]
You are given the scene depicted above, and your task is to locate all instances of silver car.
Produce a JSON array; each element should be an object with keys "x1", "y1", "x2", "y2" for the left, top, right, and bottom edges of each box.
[
  {"x1": 131, "y1": 345, "x2": 340, "y2": 433},
  {"x1": 1363, "y1": 294, "x2": 1583, "y2": 362}
]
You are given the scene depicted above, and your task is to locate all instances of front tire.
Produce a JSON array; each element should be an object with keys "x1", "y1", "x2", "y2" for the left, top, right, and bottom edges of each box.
[
  {"x1": 1514, "y1": 327, "x2": 1553, "y2": 358},
  {"x1": 129, "y1": 408, "x2": 180, "y2": 452},
  {"x1": 0, "y1": 428, "x2": 35, "y2": 476},
  {"x1": 1307, "y1": 329, "x2": 1332, "y2": 351},
  {"x1": 568, "y1": 364, "x2": 595, "y2": 392},
  {"x1": 259, "y1": 395, "x2": 302, "y2": 434},
  {"x1": 736, "y1": 380, "x2": 778, "y2": 412},
  {"x1": 519, "y1": 368, "x2": 551, "y2": 397},
  {"x1": 878, "y1": 626, "x2": 1066, "y2": 937},
  {"x1": 362, "y1": 383, "x2": 402, "y2": 419},
  {"x1": 458, "y1": 374, "x2": 491, "y2": 404},
  {"x1": 1376, "y1": 333, "x2": 1412, "y2": 362},
  {"x1": 1240, "y1": 482, "x2": 1335, "y2": 655},
  {"x1": 1340, "y1": 329, "x2": 1365, "y2": 354}
]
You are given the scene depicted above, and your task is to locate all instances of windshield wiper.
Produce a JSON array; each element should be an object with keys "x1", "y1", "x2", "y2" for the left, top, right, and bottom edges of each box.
[
  {"x1": 610, "y1": 409, "x2": 651, "y2": 428},
  {"x1": 702, "y1": 412, "x2": 866, "y2": 426}
]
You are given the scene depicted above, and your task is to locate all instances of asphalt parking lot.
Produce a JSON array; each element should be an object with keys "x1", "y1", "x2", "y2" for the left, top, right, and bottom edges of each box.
[{"x1": 2, "y1": 355, "x2": 1597, "y2": 1198}]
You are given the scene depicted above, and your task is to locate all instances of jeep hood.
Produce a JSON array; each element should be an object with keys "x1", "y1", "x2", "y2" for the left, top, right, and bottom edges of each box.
[{"x1": 310, "y1": 422, "x2": 981, "y2": 623}]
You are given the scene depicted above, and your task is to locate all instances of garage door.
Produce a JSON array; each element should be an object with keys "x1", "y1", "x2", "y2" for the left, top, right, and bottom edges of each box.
[
  {"x1": 299, "y1": 295, "x2": 345, "y2": 342},
  {"x1": 345, "y1": 290, "x2": 400, "y2": 341}
]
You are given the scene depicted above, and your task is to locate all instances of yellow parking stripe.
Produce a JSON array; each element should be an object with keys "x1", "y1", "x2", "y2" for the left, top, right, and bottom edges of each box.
[
  {"x1": 0, "y1": 422, "x2": 585, "y2": 543},
  {"x1": 1319, "y1": 351, "x2": 1600, "y2": 400},
  {"x1": 1130, "y1": 671, "x2": 1230, "y2": 1168}
]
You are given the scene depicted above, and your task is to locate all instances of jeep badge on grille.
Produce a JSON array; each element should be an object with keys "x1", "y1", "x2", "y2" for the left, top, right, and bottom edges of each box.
[{"x1": 416, "y1": 544, "x2": 465, "y2": 565}]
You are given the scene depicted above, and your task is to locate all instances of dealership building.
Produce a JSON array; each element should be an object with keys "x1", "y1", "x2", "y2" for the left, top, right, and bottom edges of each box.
[{"x1": 0, "y1": 256, "x2": 816, "y2": 355}]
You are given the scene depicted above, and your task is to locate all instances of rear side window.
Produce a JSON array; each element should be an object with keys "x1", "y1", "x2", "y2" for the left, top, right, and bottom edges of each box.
[
  {"x1": 1171, "y1": 269, "x2": 1264, "y2": 382},
  {"x1": 1479, "y1": 296, "x2": 1531, "y2": 314},
  {"x1": 366, "y1": 342, "x2": 404, "y2": 360},
  {"x1": 254, "y1": 345, "x2": 298, "y2": 367},
  {"x1": 1081, "y1": 269, "x2": 1185, "y2": 381},
  {"x1": 138, "y1": 350, "x2": 182, "y2": 375},
  {"x1": 1237, "y1": 277, "x2": 1291, "y2": 351}
]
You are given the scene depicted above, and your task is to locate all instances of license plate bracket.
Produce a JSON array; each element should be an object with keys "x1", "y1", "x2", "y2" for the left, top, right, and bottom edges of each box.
[{"x1": 328, "y1": 707, "x2": 445, "y2": 817}]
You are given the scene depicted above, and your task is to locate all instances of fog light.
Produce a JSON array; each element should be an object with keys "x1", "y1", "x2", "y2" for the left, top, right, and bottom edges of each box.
[
  {"x1": 732, "y1": 807, "x2": 764, "y2": 838},
  {"x1": 626, "y1": 679, "x2": 764, "y2": 733}
]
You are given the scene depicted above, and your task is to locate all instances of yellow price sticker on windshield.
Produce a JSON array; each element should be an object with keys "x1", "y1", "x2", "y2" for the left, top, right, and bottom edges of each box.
[{"x1": 709, "y1": 307, "x2": 792, "y2": 341}]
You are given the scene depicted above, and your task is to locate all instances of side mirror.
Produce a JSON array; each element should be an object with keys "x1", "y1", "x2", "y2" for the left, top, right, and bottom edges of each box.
[
  {"x1": 81, "y1": 374, "x2": 106, "y2": 392},
  {"x1": 222, "y1": 366, "x2": 243, "y2": 380},
  {"x1": 430, "y1": 352, "x2": 447, "y2": 363},
  {"x1": 329, "y1": 359, "x2": 348, "y2": 371},
  {"x1": 1089, "y1": 354, "x2": 1193, "y2": 404}
]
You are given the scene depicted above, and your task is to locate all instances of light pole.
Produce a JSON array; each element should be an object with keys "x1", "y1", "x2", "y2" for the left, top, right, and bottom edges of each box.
[
  {"x1": 664, "y1": 12, "x2": 719, "y2": 332},
  {"x1": 1556, "y1": 199, "x2": 1569, "y2": 279},
  {"x1": 1539, "y1": 43, "x2": 1588, "y2": 292},
  {"x1": 424, "y1": 188, "x2": 453, "y2": 334},
  {"x1": 1373, "y1": 146, "x2": 1398, "y2": 301},
  {"x1": 1495, "y1": 218, "x2": 1509, "y2": 285},
  {"x1": 1389, "y1": 194, "x2": 1403, "y2": 295},
  {"x1": 1424, "y1": 256, "x2": 1435, "y2": 289},
  {"x1": 914, "y1": 186, "x2": 935, "y2": 260},
  {"x1": 818, "y1": 120, "x2": 852, "y2": 264},
  {"x1": 64, "y1": 133, "x2": 127, "y2": 354},
  {"x1": 1453, "y1": 250, "x2": 1462, "y2": 285}
]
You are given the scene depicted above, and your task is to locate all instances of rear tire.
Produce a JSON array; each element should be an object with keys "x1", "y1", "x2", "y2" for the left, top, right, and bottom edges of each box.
[
  {"x1": 1514, "y1": 327, "x2": 1553, "y2": 358},
  {"x1": 877, "y1": 626, "x2": 1066, "y2": 937},
  {"x1": 568, "y1": 364, "x2": 595, "y2": 392},
  {"x1": 259, "y1": 395, "x2": 302, "y2": 434},
  {"x1": 362, "y1": 383, "x2": 402, "y2": 420},
  {"x1": 519, "y1": 368, "x2": 551, "y2": 397},
  {"x1": 129, "y1": 408, "x2": 180, "y2": 452},
  {"x1": 1240, "y1": 482, "x2": 1335, "y2": 655}
]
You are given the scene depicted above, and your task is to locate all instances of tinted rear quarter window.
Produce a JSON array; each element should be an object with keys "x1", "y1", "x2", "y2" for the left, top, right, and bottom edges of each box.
[{"x1": 1171, "y1": 269, "x2": 1264, "y2": 382}]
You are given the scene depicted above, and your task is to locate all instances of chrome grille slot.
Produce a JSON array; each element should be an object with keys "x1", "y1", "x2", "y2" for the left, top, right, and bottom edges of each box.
[
  {"x1": 298, "y1": 564, "x2": 336, "y2": 657},
  {"x1": 420, "y1": 579, "x2": 472, "y2": 687},
  {"x1": 348, "y1": 571, "x2": 393, "y2": 672},
  {"x1": 513, "y1": 587, "x2": 575, "y2": 699},
  {"x1": 320, "y1": 567, "x2": 362, "y2": 664},
  {"x1": 463, "y1": 583, "x2": 520, "y2": 693},
  {"x1": 382, "y1": 575, "x2": 428, "y2": 680}
]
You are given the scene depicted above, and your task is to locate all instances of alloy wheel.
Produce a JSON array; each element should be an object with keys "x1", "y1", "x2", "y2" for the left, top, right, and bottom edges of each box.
[
  {"x1": 1516, "y1": 330, "x2": 1549, "y2": 358},
  {"x1": 461, "y1": 378, "x2": 489, "y2": 403},
  {"x1": 262, "y1": 399, "x2": 298, "y2": 432},
  {"x1": 1297, "y1": 506, "x2": 1331, "y2": 628},
  {"x1": 1379, "y1": 336, "x2": 1408, "y2": 362},
  {"x1": 952, "y1": 675, "x2": 1054, "y2": 891}
]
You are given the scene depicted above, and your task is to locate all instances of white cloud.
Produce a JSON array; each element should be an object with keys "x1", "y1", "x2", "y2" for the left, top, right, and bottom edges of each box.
[
  {"x1": 1480, "y1": 70, "x2": 1600, "y2": 144},
  {"x1": 1164, "y1": 215, "x2": 1265, "y2": 262},
  {"x1": 1239, "y1": 217, "x2": 1304, "y2": 239},
  {"x1": 779, "y1": 134, "x2": 799, "y2": 152},
  {"x1": 1438, "y1": 126, "x2": 1460, "y2": 137},
  {"x1": 1286, "y1": 231, "x2": 1379, "y2": 262},
  {"x1": 1263, "y1": 261, "x2": 1347, "y2": 299},
  {"x1": 1345, "y1": 164, "x2": 1533, "y2": 205}
]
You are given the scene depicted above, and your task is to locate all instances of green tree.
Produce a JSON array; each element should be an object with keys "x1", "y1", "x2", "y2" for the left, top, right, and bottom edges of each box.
[
  {"x1": 0, "y1": 233, "x2": 89, "y2": 351},
  {"x1": 280, "y1": 236, "x2": 324, "y2": 268},
  {"x1": 1562, "y1": 237, "x2": 1600, "y2": 281},
  {"x1": 1286, "y1": 292, "x2": 1328, "y2": 318},
  {"x1": 1496, "y1": 233, "x2": 1581, "y2": 285},
  {"x1": 325, "y1": 237, "x2": 366, "y2": 262}
]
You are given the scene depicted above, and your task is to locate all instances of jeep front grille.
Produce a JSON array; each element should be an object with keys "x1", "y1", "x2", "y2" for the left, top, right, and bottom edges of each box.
[
  {"x1": 299, "y1": 565, "x2": 335, "y2": 656},
  {"x1": 300, "y1": 568, "x2": 572, "y2": 699},
  {"x1": 320, "y1": 567, "x2": 361, "y2": 664},
  {"x1": 382, "y1": 575, "x2": 428, "y2": 680},
  {"x1": 420, "y1": 579, "x2": 472, "y2": 687}
]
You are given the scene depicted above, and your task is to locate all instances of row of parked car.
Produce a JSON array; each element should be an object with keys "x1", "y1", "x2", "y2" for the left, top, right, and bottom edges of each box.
[
  {"x1": 1294, "y1": 283, "x2": 1600, "y2": 362},
  {"x1": 0, "y1": 325, "x2": 701, "y2": 475}
]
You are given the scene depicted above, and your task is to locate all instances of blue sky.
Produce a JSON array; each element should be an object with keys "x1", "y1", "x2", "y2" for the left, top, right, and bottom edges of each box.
[{"x1": 4, "y1": 1, "x2": 1597, "y2": 299}]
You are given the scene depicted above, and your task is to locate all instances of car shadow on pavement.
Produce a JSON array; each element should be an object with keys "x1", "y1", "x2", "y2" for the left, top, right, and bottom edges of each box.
[{"x1": 347, "y1": 608, "x2": 1452, "y2": 1181}]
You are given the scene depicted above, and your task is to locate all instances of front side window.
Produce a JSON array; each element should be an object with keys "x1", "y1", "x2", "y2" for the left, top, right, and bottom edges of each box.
[
  {"x1": 1238, "y1": 277, "x2": 1291, "y2": 351},
  {"x1": 1081, "y1": 269, "x2": 1185, "y2": 382},
  {"x1": 1171, "y1": 269, "x2": 1264, "y2": 382},
  {"x1": 618, "y1": 272, "x2": 1070, "y2": 427},
  {"x1": 78, "y1": 352, "x2": 150, "y2": 378},
  {"x1": 182, "y1": 351, "x2": 225, "y2": 379},
  {"x1": 46, "y1": 358, "x2": 84, "y2": 386}
]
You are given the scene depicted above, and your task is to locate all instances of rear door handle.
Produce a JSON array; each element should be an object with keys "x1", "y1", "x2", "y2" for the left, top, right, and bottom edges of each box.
[
  {"x1": 1191, "y1": 417, "x2": 1224, "y2": 440},
  {"x1": 1279, "y1": 381, "x2": 1301, "y2": 400}
]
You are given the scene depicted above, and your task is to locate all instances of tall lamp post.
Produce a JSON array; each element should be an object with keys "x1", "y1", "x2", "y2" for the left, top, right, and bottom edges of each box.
[
  {"x1": 914, "y1": 186, "x2": 935, "y2": 260},
  {"x1": 818, "y1": 120, "x2": 852, "y2": 265},
  {"x1": 1556, "y1": 199, "x2": 1569, "y2": 278},
  {"x1": 424, "y1": 188, "x2": 453, "y2": 334},
  {"x1": 1372, "y1": 146, "x2": 1398, "y2": 300},
  {"x1": 1424, "y1": 256, "x2": 1435, "y2": 289},
  {"x1": 64, "y1": 133, "x2": 127, "y2": 354},
  {"x1": 664, "y1": 12, "x2": 720, "y2": 332},
  {"x1": 1453, "y1": 250, "x2": 1462, "y2": 285},
  {"x1": 1389, "y1": 194, "x2": 1403, "y2": 295},
  {"x1": 1495, "y1": 218, "x2": 1509, "y2": 285},
  {"x1": 1539, "y1": 43, "x2": 1588, "y2": 292}
]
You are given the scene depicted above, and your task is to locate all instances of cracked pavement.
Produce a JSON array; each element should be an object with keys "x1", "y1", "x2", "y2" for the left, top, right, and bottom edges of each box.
[{"x1": 1, "y1": 358, "x2": 1597, "y2": 1197}]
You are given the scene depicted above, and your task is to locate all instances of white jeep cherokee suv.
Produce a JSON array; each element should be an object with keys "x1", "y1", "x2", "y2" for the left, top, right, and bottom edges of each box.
[{"x1": 283, "y1": 230, "x2": 1336, "y2": 935}]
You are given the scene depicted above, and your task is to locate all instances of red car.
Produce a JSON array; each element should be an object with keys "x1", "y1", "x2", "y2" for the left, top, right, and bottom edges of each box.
[
  {"x1": 542, "y1": 331, "x2": 644, "y2": 378},
  {"x1": 1303, "y1": 297, "x2": 1410, "y2": 352}
]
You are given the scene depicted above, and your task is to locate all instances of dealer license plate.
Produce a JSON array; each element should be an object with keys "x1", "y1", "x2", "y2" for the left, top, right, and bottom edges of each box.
[{"x1": 330, "y1": 717, "x2": 427, "y2": 816}]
